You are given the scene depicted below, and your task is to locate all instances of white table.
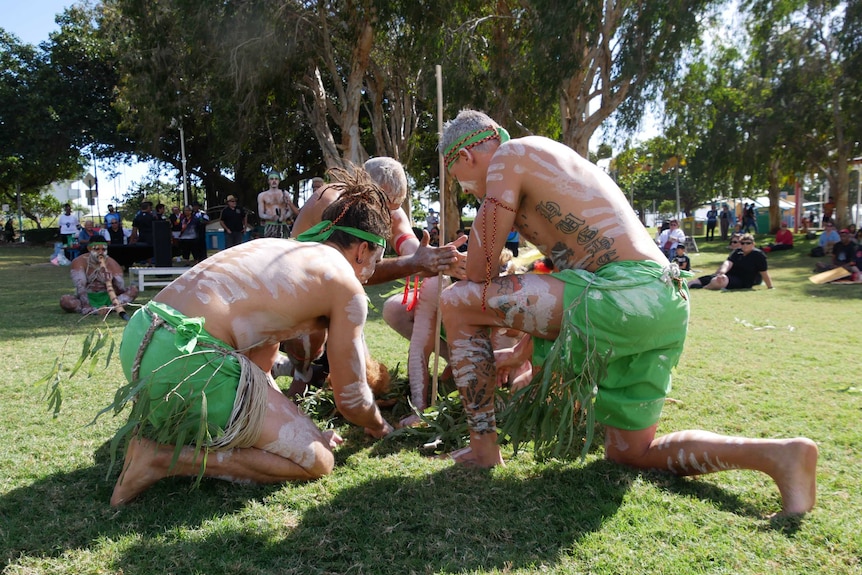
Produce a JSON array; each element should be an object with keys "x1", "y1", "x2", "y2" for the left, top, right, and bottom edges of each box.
[{"x1": 129, "y1": 266, "x2": 188, "y2": 291}]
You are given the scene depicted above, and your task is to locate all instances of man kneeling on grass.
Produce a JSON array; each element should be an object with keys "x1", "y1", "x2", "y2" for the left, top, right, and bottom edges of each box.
[
  {"x1": 108, "y1": 169, "x2": 393, "y2": 506},
  {"x1": 438, "y1": 109, "x2": 817, "y2": 515}
]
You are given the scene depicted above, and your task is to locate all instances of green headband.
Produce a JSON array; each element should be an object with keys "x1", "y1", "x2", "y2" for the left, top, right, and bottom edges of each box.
[
  {"x1": 295, "y1": 220, "x2": 386, "y2": 250},
  {"x1": 443, "y1": 126, "x2": 510, "y2": 170}
]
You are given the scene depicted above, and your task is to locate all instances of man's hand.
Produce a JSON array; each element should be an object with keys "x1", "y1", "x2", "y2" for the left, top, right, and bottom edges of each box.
[
  {"x1": 365, "y1": 420, "x2": 394, "y2": 439},
  {"x1": 410, "y1": 230, "x2": 467, "y2": 279},
  {"x1": 322, "y1": 430, "x2": 344, "y2": 449}
]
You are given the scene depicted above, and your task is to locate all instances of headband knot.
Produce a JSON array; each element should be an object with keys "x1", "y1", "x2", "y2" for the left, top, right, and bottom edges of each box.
[{"x1": 443, "y1": 126, "x2": 510, "y2": 170}]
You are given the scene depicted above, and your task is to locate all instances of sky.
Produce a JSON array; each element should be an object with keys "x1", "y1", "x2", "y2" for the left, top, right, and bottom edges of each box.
[
  {"x1": 1, "y1": 0, "x2": 677, "y2": 218},
  {"x1": 2, "y1": 0, "x2": 155, "y2": 218}
]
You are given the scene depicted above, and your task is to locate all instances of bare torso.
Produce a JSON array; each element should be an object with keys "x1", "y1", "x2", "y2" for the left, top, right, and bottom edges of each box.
[
  {"x1": 155, "y1": 239, "x2": 356, "y2": 356},
  {"x1": 258, "y1": 188, "x2": 298, "y2": 223},
  {"x1": 467, "y1": 137, "x2": 664, "y2": 280},
  {"x1": 71, "y1": 253, "x2": 124, "y2": 291}
]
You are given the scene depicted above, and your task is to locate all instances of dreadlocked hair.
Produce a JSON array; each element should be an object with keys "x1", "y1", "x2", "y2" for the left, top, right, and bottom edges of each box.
[{"x1": 321, "y1": 166, "x2": 392, "y2": 250}]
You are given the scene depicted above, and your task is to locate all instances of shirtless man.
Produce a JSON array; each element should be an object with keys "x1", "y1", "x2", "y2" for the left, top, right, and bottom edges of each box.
[
  {"x1": 59, "y1": 235, "x2": 138, "y2": 315},
  {"x1": 109, "y1": 172, "x2": 394, "y2": 506},
  {"x1": 258, "y1": 169, "x2": 301, "y2": 238},
  {"x1": 438, "y1": 109, "x2": 817, "y2": 515},
  {"x1": 290, "y1": 158, "x2": 465, "y2": 416}
]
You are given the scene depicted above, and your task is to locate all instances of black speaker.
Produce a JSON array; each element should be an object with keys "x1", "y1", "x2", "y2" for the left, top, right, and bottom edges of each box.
[{"x1": 152, "y1": 220, "x2": 173, "y2": 267}]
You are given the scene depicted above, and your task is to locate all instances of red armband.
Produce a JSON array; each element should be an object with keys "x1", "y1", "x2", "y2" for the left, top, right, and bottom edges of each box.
[{"x1": 394, "y1": 233, "x2": 413, "y2": 256}]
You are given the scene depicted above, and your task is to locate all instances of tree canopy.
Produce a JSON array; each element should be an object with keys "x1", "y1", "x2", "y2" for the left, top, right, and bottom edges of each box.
[{"x1": 3, "y1": 0, "x2": 860, "y2": 232}]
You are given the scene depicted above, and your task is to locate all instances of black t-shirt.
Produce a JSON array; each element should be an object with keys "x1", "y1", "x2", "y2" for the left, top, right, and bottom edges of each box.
[
  {"x1": 105, "y1": 227, "x2": 126, "y2": 245},
  {"x1": 832, "y1": 241, "x2": 858, "y2": 265},
  {"x1": 132, "y1": 211, "x2": 155, "y2": 244},
  {"x1": 728, "y1": 248, "x2": 768, "y2": 288},
  {"x1": 220, "y1": 206, "x2": 246, "y2": 233}
]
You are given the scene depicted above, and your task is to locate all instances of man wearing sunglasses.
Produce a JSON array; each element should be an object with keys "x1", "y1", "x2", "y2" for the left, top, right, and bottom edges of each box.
[{"x1": 688, "y1": 233, "x2": 774, "y2": 290}]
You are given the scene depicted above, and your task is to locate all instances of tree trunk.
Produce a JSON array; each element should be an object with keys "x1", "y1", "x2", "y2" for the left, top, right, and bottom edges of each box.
[{"x1": 767, "y1": 158, "x2": 782, "y2": 234}]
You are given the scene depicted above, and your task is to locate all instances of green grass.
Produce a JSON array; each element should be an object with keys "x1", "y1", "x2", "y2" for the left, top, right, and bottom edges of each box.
[{"x1": 1, "y1": 236, "x2": 861, "y2": 575}]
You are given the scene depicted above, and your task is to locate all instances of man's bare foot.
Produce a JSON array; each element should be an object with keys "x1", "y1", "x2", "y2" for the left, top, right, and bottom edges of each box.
[
  {"x1": 772, "y1": 438, "x2": 818, "y2": 515},
  {"x1": 444, "y1": 435, "x2": 504, "y2": 468},
  {"x1": 110, "y1": 437, "x2": 168, "y2": 506}
]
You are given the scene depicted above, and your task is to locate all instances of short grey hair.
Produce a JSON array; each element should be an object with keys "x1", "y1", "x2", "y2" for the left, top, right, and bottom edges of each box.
[
  {"x1": 363, "y1": 157, "x2": 408, "y2": 205},
  {"x1": 441, "y1": 109, "x2": 503, "y2": 157}
]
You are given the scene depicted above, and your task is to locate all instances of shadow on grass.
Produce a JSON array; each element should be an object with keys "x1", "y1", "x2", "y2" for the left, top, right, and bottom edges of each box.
[
  {"x1": 0, "y1": 443, "x2": 628, "y2": 573},
  {"x1": 638, "y1": 469, "x2": 768, "y2": 519},
  {"x1": 0, "y1": 443, "x2": 803, "y2": 572},
  {"x1": 109, "y1": 461, "x2": 630, "y2": 574}
]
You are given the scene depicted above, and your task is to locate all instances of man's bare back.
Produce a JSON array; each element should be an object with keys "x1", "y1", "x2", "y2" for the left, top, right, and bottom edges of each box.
[
  {"x1": 156, "y1": 239, "x2": 367, "y2": 372},
  {"x1": 458, "y1": 136, "x2": 664, "y2": 282}
]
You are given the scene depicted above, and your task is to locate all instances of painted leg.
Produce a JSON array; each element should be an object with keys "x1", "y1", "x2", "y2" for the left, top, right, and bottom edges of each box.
[
  {"x1": 605, "y1": 426, "x2": 818, "y2": 515},
  {"x1": 401, "y1": 276, "x2": 449, "y2": 427},
  {"x1": 59, "y1": 294, "x2": 82, "y2": 313},
  {"x1": 440, "y1": 275, "x2": 564, "y2": 467},
  {"x1": 112, "y1": 386, "x2": 336, "y2": 506}
]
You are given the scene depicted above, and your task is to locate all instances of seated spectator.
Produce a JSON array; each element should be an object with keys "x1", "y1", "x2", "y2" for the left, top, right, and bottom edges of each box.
[
  {"x1": 59, "y1": 236, "x2": 139, "y2": 315},
  {"x1": 428, "y1": 225, "x2": 440, "y2": 247},
  {"x1": 814, "y1": 229, "x2": 858, "y2": 273},
  {"x1": 688, "y1": 233, "x2": 774, "y2": 290},
  {"x1": 77, "y1": 220, "x2": 100, "y2": 253},
  {"x1": 673, "y1": 243, "x2": 691, "y2": 271},
  {"x1": 657, "y1": 219, "x2": 686, "y2": 259},
  {"x1": 763, "y1": 222, "x2": 794, "y2": 253},
  {"x1": 727, "y1": 233, "x2": 742, "y2": 251},
  {"x1": 499, "y1": 247, "x2": 516, "y2": 276},
  {"x1": 102, "y1": 219, "x2": 131, "y2": 245},
  {"x1": 811, "y1": 222, "x2": 839, "y2": 257},
  {"x1": 850, "y1": 242, "x2": 862, "y2": 282}
]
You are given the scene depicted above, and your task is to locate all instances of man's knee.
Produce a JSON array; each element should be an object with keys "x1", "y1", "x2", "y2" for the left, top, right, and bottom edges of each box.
[
  {"x1": 705, "y1": 276, "x2": 728, "y2": 290},
  {"x1": 603, "y1": 425, "x2": 656, "y2": 467},
  {"x1": 382, "y1": 294, "x2": 413, "y2": 339},
  {"x1": 304, "y1": 445, "x2": 336, "y2": 479},
  {"x1": 59, "y1": 295, "x2": 80, "y2": 313}
]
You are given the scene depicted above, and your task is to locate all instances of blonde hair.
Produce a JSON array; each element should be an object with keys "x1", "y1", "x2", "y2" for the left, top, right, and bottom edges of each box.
[{"x1": 499, "y1": 248, "x2": 515, "y2": 275}]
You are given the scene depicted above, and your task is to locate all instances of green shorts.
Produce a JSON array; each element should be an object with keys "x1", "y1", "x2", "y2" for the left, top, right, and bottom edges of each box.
[
  {"x1": 532, "y1": 261, "x2": 690, "y2": 430},
  {"x1": 86, "y1": 291, "x2": 112, "y2": 308},
  {"x1": 119, "y1": 301, "x2": 242, "y2": 434}
]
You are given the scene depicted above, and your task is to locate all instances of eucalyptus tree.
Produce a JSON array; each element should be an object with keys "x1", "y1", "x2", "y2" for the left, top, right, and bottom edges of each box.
[
  {"x1": 745, "y1": 0, "x2": 860, "y2": 227},
  {"x1": 101, "y1": 0, "x2": 328, "y2": 211},
  {"x1": 0, "y1": 17, "x2": 124, "y2": 227}
]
